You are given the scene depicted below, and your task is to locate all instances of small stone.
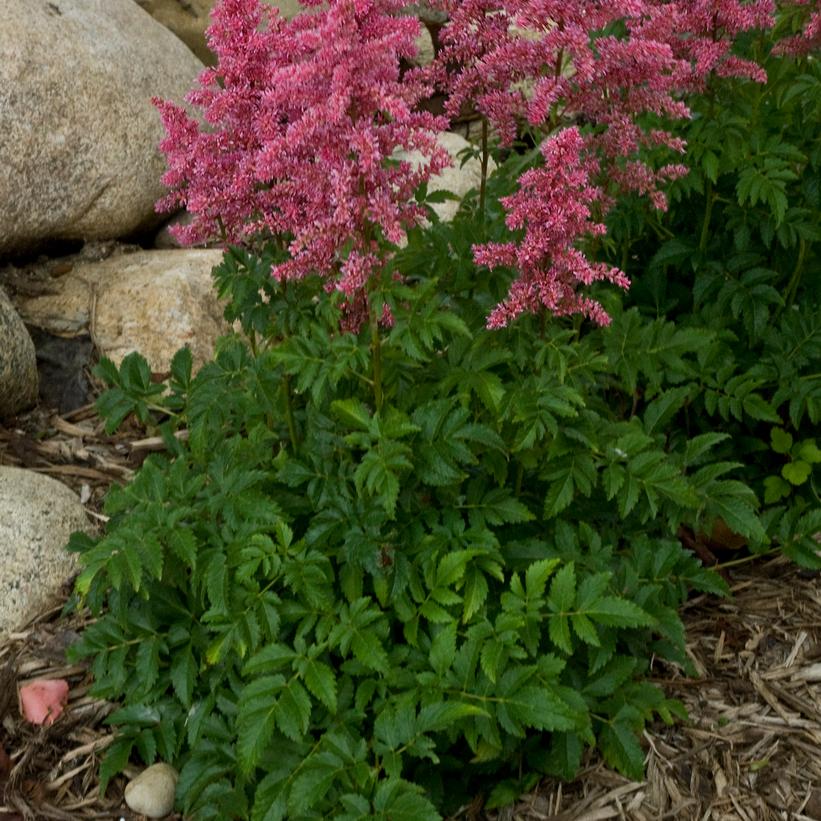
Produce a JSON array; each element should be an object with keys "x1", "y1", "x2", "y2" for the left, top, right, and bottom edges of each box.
[{"x1": 124, "y1": 763, "x2": 179, "y2": 819}]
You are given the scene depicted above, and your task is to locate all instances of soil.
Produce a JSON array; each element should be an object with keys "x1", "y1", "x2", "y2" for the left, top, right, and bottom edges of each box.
[{"x1": 1, "y1": 402, "x2": 819, "y2": 821}]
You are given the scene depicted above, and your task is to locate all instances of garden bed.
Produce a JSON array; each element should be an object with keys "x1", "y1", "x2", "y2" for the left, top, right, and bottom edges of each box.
[{"x1": 1, "y1": 408, "x2": 819, "y2": 821}]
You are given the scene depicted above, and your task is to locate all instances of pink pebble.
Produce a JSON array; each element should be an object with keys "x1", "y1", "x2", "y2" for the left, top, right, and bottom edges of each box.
[{"x1": 18, "y1": 679, "x2": 70, "y2": 726}]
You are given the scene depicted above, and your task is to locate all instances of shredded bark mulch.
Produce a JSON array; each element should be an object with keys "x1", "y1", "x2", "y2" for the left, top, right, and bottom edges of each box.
[{"x1": 1, "y1": 409, "x2": 819, "y2": 820}]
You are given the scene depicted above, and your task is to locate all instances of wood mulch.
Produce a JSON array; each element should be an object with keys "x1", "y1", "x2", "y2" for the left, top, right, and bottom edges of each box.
[{"x1": 1, "y1": 407, "x2": 819, "y2": 820}]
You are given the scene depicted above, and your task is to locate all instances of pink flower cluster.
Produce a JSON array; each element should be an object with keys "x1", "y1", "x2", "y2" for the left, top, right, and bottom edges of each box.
[
  {"x1": 773, "y1": 1, "x2": 821, "y2": 55},
  {"x1": 637, "y1": 0, "x2": 775, "y2": 85},
  {"x1": 155, "y1": 0, "x2": 448, "y2": 303},
  {"x1": 476, "y1": 128, "x2": 630, "y2": 328},
  {"x1": 156, "y1": 0, "x2": 789, "y2": 333},
  {"x1": 433, "y1": 0, "x2": 777, "y2": 327}
]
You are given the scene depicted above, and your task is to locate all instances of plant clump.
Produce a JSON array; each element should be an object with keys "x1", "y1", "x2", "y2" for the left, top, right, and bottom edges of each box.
[{"x1": 67, "y1": 1, "x2": 820, "y2": 818}]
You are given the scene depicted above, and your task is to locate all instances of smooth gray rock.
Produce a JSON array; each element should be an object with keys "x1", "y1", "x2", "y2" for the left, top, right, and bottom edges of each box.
[
  {"x1": 0, "y1": 0, "x2": 204, "y2": 257},
  {"x1": 124, "y1": 763, "x2": 179, "y2": 819},
  {"x1": 0, "y1": 468, "x2": 90, "y2": 636},
  {"x1": 0, "y1": 286, "x2": 38, "y2": 420}
]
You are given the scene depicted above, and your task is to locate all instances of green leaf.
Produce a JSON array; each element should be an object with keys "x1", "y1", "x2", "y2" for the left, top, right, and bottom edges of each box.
[
  {"x1": 599, "y1": 719, "x2": 645, "y2": 780},
  {"x1": 586, "y1": 597, "x2": 655, "y2": 629},
  {"x1": 525, "y1": 558, "x2": 561, "y2": 601},
  {"x1": 763, "y1": 475, "x2": 791, "y2": 504},
  {"x1": 782, "y1": 461, "x2": 812, "y2": 486},
  {"x1": 275, "y1": 679, "x2": 312, "y2": 741},
  {"x1": 288, "y1": 752, "x2": 345, "y2": 815},
  {"x1": 798, "y1": 441, "x2": 821, "y2": 464},
  {"x1": 770, "y1": 428, "x2": 794, "y2": 455},
  {"x1": 429, "y1": 622, "x2": 457, "y2": 677},
  {"x1": 170, "y1": 346, "x2": 193, "y2": 389},
  {"x1": 541, "y1": 732, "x2": 584, "y2": 780},
  {"x1": 331, "y1": 399, "x2": 372, "y2": 431},
  {"x1": 98, "y1": 736, "x2": 135, "y2": 795},
  {"x1": 236, "y1": 675, "x2": 285, "y2": 774},
  {"x1": 547, "y1": 563, "x2": 576, "y2": 613},
  {"x1": 170, "y1": 645, "x2": 197, "y2": 708},
  {"x1": 303, "y1": 659, "x2": 337, "y2": 712},
  {"x1": 372, "y1": 778, "x2": 441, "y2": 821},
  {"x1": 544, "y1": 473, "x2": 574, "y2": 518}
]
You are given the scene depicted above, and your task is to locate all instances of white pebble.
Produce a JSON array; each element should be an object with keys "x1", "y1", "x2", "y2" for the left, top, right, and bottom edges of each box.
[{"x1": 124, "y1": 762, "x2": 179, "y2": 819}]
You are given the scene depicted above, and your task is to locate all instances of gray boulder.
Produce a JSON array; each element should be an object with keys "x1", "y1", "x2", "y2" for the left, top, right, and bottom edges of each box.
[
  {"x1": 0, "y1": 0, "x2": 204, "y2": 257},
  {"x1": 0, "y1": 286, "x2": 38, "y2": 420},
  {"x1": 0, "y1": 468, "x2": 90, "y2": 637}
]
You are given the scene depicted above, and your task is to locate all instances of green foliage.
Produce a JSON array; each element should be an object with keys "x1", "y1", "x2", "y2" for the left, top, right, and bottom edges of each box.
[
  {"x1": 69, "y1": 244, "x2": 734, "y2": 817},
  {"x1": 602, "y1": 16, "x2": 820, "y2": 566},
  {"x1": 66, "y1": 19, "x2": 819, "y2": 817}
]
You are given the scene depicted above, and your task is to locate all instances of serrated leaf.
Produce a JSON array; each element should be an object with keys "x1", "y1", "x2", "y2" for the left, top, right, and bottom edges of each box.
[
  {"x1": 98, "y1": 736, "x2": 134, "y2": 795},
  {"x1": 770, "y1": 428, "x2": 793, "y2": 454},
  {"x1": 170, "y1": 645, "x2": 197, "y2": 708},
  {"x1": 170, "y1": 346, "x2": 193, "y2": 388},
  {"x1": 372, "y1": 778, "x2": 441, "y2": 821},
  {"x1": 544, "y1": 473, "x2": 574, "y2": 518},
  {"x1": 288, "y1": 752, "x2": 345, "y2": 815},
  {"x1": 480, "y1": 638, "x2": 506, "y2": 684},
  {"x1": 275, "y1": 679, "x2": 312, "y2": 741},
  {"x1": 331, "y1": 399, "x2": 372, "y2": 431},
  {"x1": 586, "y1": 597, "x2": 655, "y2": 628},
  {"x1": 303, "y1": 659, "x2": 337, "y2": 712},
  {"x1": 599, "y1": 718, "x2": 645, "y2": 780},
  {"x1": 683, "y1": 433, "x2": 730, "y2": 466},
  {"x1": 430, "y1": 622, "x2": 457, "y2": 677},
  {"x1": 571, "y1": 613, "x2": 600, "y2": 646},
  {"x1": 542, "y1": 732, "x2": 583, "y2": 779},
  {"x1": 237, "y1": 675, "x2": 285, "y2": 774},
  {"x1": 548, "y1": 614, "x2": 572, "y2": 655},
  {"x1": 708, "y1": 495, "x2": 767, "y2": 543},
  {"x1": 462, "y1": 569, "x2": 488, "y2": 624},
  {"x1": 548, "y1": 563, "x2": 576, "y2": 612},
  {"x1": 525, "y1": 558, "x2": 561, "y2": 601}
]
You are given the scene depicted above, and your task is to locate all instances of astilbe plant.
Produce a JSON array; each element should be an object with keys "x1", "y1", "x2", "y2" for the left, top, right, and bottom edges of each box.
[{"x1": 63, "y1": 1, "x2": 821, "y2": 819}]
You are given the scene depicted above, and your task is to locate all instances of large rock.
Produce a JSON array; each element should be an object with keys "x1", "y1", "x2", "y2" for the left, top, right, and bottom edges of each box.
[
  {"x1": 0, "y1": 468, "x2": 90, "y2": 636},
  {"x1": 0, "y1": 0, "x2": 204, "y2": 258},
  {"x1": 16, "y1": 249, "x2": 229, "y2": 373},
  {"x1": 0, "y1": 287, "x2": 38, "y2": 420}
]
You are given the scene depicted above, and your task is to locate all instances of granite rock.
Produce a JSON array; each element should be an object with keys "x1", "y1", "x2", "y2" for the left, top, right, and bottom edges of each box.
[
  {"x1": 0, "y1": 468, "x2": 90, "y2": 637},
  {"x1": 16, "y1": 249, "x2": 229, "y2": 374},
  {"x1": 0, "y1": 287, "x2": 38, "y2": 420},
  {"x1": 0, "y1": 0, "x2": 204, "y2": 256}
]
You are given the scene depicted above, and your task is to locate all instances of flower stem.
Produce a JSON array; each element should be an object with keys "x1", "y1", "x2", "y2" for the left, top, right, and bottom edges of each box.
[
  {"x1": 782, "y1": 238, "x2": 807, "y2": 309},
  {"x1": 479, "y1": 117, "x2": 489, "y2": 221},
  {"x1": 699, "y1": 183, "x2": 715, "y2": 252},
  {"x1": 370, "y1": 306, "x2": 384, "y2": 412},
  {"x1": 283, "y1": 374, "x2": 299, "y2": 451}
]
